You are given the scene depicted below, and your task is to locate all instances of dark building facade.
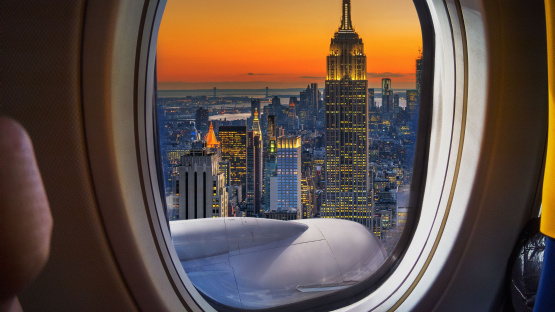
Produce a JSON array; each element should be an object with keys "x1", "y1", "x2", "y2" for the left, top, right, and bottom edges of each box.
[
  {"x1": 368, "y1": 88, "x2": 375, "y2": 108},
  {"x1": 300, "y1": 83, "x2": 321, "y2": 129},
  {"x1": 195, "y1": 107, "x2": 209, "y2": 131},
  {"x1": 394, "y1": 94, "x2": 400, "y2": 113},
  {"x1": 382, "y1": 78, "x2": 393, "y2": 115},
  {"x1": 246, "y1": 131, "x2": 262, "y2": 216},
  {"x1": 263, "y1": 114, "x2": 277, "y2": 209},
  {"x1": 406, "y1": 89, "x2": 419, "y2": 119},
  {"x1": 416, "y1": 52, "x2": 423, "y2": 100},
  {"x1": 288, "y1": 99, "x2": 296, "y2": 132},
  {"x1": 267, "y1": 115, "x2": 276, "y2": 137}
]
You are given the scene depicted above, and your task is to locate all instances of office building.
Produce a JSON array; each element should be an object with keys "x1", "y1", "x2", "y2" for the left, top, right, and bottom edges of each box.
[
  {"x1": 219, "y1": 160, "x2": 230, "y2": 186},
  {"x1": 301, "y1": 177, "x2": 315, "y2": 219},
  {"x1": 246, "y1": 130, "x2": 262, "y2": 216},
  {"x1": 300, "y1": 83, "x2": 321, "y2": 129},
  {"x1": 288, "y1": 99, "x2": 296, "y2": 132},
  {"x1": 219, "y1": 126, "x2": 247, "y2": 200},
  {"x1": 263, "y1": 119, "x2": 277, "y2": 209},
  {"x1": 406, "y1": 89, "x2": 419, "y2": 120},
  {"x1": 266, "y1": 96, "x2": 282, "y2": 119},
  {"x1": 263, "y1": 114, "x2": 277, "y2": 208},
  {"x1": 250, "y1": 111, "x2": 263, "y2": 213},
  {"x1": 275, "y1": 136, "x2": 301, "y2": 213},
  {"x1": 252, "y1": 108, "x2": 261, "y2": 136},
  {"x1": 368, "y1": 88, "x2": 375, "y2": 108},
  {"x1": 195, "y1": 107, "x2": 209, "y2": 131},
  {"x1": 416, "y1": 51, "x2": 423, "y2": 100},
  {"x1": 175, "y1": 149, "x2": 227, "y2": 220},
  {"x1": 324, "y1": 0, "x2": 370, "y2": 228},
  {"x1": 382, "y1": 78, "x2": 393, "y2": 114},
  {"x1": 267, "y1": 115, "x2": 276, "y2": 137}
]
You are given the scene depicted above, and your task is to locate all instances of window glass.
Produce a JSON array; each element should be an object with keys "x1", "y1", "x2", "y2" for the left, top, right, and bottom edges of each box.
[{"x1": 156, "y1": 0, "x2": 422, "y2": 309}]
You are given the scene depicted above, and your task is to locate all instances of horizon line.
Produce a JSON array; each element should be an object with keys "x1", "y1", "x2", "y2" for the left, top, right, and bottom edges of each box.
[{"x1": 157, "y1": 87, "x2": 416, "y2": 91}]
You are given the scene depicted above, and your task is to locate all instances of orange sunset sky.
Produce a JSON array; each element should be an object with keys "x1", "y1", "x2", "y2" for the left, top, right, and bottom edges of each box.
[{"x1": 157, "y1": 0, "x2": 422, "y2": 90}]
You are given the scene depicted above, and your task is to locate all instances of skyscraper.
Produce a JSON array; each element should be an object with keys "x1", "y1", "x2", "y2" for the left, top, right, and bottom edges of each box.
[
  {"x1": 368, "y1": 88, "x2": 375, "y2": 108},
  {"x1": 195, "y1": 107, "x2": 209, "y2": 131},
  {"x1": 368, "y1": 88, "x2": 380, "y2": 134},
  {"x1": 246, "y1": 131, "x2": 262, "y2": 216},
  {"x1": 299, "y1": 83, "x2": 321, "y2": 129},
  {"x1": 264, "y1": 114, "x2": 277, "y2": 209},
  {"x1": 394, "y1": 94, "x2": 400, "y2": 113},
  {"x1": 382, "y1": 78, "x2": 393, "y2": 114},
  {"x1": 219, "y1": 160, "x2": 230, "y2": 186},
  {"x1": 252, "y1": 108, "x2": 261, "y2": 136},
  {"x1": 176, "y1": 148, "x2": 227, "y2": 220},
  {"x1": 264, "y1": 135, "x2": 277, "y2": 209},
  {"x1": 324, "y1": 0, "x2": 370, "y2": 228},
  {"x1": 219, "y1": 126, "x2": 247, "y2": 199},
  {"x1": 252, "y1": 100, "x2": 261, "y2": 119},
  {"x1": 204, "y1": 122, "x2": 220, "y2": 149},
  {"x1": 416, "y1": 51, "x2": 423, "y2": 101},
  {"x1": 271, "y1": 96, "x2": 281, "y2": 116},
  {"x1": 288, "y1": 98, "x2": 296, "y2": 131},
  {"x1": 267, "y1": 115, "x2": 276, "y2": 137},
  {"x1": 249, "y1": 99, "x2": 261, "y2": 128},
  {"x1": 406, "y1": 89, "x2": 419, "y2": 119},
  {"x1": 250, "y1": 110, "x2": 263, "y2": 215},
  {"x1": 275, "y1": 136, "x2": 301, "y2": 213},
  {"x1": 311, "y1": 83, "x2": 321, "y2": 116}
]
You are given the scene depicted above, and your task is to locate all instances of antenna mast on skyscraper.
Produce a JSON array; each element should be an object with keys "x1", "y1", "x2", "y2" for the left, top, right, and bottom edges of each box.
[{"x1": 340, "y1": 0, "x2": 353, "y2": 31}]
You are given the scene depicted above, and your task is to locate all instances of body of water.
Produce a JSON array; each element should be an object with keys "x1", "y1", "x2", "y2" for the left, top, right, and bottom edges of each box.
[
  {"x1": 159, "y1": 89, "x2": 409, "y2": 109},
  {"x1": 209, "y1": 113, "x2": 250, "y2": 121}
]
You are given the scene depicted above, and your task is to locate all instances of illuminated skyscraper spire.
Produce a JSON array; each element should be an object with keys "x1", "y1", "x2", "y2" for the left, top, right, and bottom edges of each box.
[
  {"x1": 252, "y1": 108, "x2": 261, "y2": 136},
  {"x1": 288, "y1": 99, "x2": 296, "y2": 131},
  {"x1": 327, "y1": 0, "x2": 366, "y2": 81},
  {"x1": 340, "y1": 0, "x2": 353, "y2": 31},
  {"x1": 204, "y1": 121, "x2": 220, "y2": 148}
]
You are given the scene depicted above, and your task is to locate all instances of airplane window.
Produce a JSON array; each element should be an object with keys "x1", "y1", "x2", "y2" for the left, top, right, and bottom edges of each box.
[{"x1": 155, "y1": 0, "x2": 423, "y2": 309}]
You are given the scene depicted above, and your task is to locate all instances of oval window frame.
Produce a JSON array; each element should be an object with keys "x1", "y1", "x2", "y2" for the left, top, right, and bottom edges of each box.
[{"x1": 80, "y1": 0, "x2": 548, "y2": 311}]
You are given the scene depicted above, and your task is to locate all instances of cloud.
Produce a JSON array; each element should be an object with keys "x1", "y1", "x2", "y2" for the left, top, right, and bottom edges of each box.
[
  {"x1": 300, "y1": 76, "x2": 326, "y2": 79},
  {"x1": 246, "y1": 73, "x2": 273, "y2": 76},
  {"x1": 367, "y1": 72, "x2": 416, "y2": 78}
]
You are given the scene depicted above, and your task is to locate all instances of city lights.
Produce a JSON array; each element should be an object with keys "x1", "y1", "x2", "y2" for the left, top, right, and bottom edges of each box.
[{"x1": 157, "y1": 0, "x2": 421, "y2": 257}]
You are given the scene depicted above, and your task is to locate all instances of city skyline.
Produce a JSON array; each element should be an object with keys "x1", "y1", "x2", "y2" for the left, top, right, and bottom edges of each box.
[
  {"x1": 158, "y1": 0, "x2": 421, "y2": 244},
  {"x1": 157, "y1": 0, "x2": 422, "y2": 90}
]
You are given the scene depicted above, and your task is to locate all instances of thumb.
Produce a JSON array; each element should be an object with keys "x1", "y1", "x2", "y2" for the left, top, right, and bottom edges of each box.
[{"x1": 0, "y1": 117, "x2": 53, "y2": 301}]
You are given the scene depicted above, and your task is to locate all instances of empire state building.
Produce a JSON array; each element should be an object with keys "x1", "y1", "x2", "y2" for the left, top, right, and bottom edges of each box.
[{"x1": 324, "y1": 0, "x2": 370, "y2": 228}]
